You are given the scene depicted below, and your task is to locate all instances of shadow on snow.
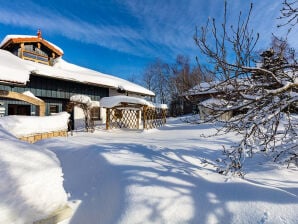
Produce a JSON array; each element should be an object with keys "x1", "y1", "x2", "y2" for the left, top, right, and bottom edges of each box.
[{"x1": 43, "y1": 137, "x2": 298, "y2": 224}]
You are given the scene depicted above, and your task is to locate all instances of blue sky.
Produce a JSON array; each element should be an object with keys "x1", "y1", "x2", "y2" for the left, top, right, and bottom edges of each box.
[{"x1": 0, "y1": 0, "x2": 296, "y2": 80}]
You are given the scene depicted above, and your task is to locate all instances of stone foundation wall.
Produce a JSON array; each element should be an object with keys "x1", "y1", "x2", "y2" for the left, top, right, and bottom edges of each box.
[{"x1": 19, "y1": 130, "x2": 68, "y2": 143}]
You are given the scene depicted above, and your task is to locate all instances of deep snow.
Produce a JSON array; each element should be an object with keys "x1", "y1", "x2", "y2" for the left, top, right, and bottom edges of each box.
[
  {"x1": 0, "y1": 125, "x2": 68, "y2": 224},
  {"x1": 34, "y1": 118, "x2": 298, "y2": 224},
  {"x1": 0, "y1": 112, "x2": 69, "y2": 137},
  {"x1": 0, "y1": 116, "x2": 297, "y2": 223}
]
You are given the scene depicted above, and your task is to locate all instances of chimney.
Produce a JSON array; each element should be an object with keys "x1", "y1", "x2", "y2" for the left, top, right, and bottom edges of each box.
[{"x1": 37, "y1": 29, "x2": 42, "y2": 39}]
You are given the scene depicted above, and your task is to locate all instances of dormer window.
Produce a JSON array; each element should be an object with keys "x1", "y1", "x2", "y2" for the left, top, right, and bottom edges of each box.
[
  {"x1": 0, "y1": 31, "x2": 63, "y2": 66},
  {"x1": 22, "y1": 43, "x2": 50, "y2": 65}
]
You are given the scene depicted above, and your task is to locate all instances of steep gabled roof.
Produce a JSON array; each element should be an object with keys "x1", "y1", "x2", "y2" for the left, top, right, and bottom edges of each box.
[{"x1": 0, "y1": 35, "x2": 64, "y2": 57}]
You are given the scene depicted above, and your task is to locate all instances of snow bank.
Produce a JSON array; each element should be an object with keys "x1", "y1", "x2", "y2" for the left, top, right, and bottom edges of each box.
[
  {"x1": 0, "y1": 125, "x2": 68, "y2": 223},
  {"x1": 0, "y1": 112, "x2": 70, "y2": 137},
  {"x1": 100, "y1": 95, "x2": 155, "y2": 108}
]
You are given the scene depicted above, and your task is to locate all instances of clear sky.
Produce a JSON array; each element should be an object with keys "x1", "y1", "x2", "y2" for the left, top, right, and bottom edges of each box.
[{"x1": 0, "y1": 0, "x2": 296, "y2": 80}]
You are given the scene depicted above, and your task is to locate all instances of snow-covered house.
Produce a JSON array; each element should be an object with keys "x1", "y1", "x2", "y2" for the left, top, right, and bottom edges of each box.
[
  {"x1": 0, "y1": 31, "x2": 154, "y2": 129},
  {"x1": 182, "y1": 82, "x2": 233, "y2": 121}
]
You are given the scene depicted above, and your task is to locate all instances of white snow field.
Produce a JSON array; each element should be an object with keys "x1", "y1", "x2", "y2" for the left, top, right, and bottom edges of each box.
[
  {"x1": 38, "y1": 117, "x2": 297, "y2": 224},
  {"x1": 0, "y1": 116, "x2": 297, "y2": 223}
]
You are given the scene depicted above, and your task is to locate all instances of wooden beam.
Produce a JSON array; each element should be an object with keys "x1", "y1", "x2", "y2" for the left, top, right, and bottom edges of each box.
[{"x1": 0, "y1": 90, "x2": 45, "y2": 116}]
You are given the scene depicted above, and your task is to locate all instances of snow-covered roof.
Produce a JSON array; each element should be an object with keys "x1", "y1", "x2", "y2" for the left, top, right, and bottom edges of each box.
[
  {"x1": 22, "y1": 91, "x2": 43, "y2": 101},
  {"x1": 70, "y1": 94, "x2": 92, "y2": 107},
  {"x1": 200, "y1": 98, "x2": 228, "y2": 107},
  {"x1": 152, "y1": 103, "x2": 168, "y2": 109},
  {"x1": 0, "y1": 35, "x2": 64, "y2": 55},
  {"x1": 183, "y1": 81, "x2": 220, "y2": 96},
  {"x1": 183, "y1": 79, "x2": 256, "y2": 96},
  {"x1": 0, "y1": 49, "x2": 155, "y2": 96},
  {"x1": 0, "y1": 50, "x2": 32, "y2": 84},
  {"x1": 100, "y1": 95, "x2": 155, "y2": 108}
]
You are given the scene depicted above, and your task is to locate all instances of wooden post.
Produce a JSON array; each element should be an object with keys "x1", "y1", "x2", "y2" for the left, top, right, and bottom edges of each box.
[
  {"x1": 162, "y1": 109, "x2": 166, "y2": 124},
  {"x1": 136, "y1": 110, "x2": 140, "y2": 129},
  {"x1": 20, "y1": 43, "x2": 24, "y2": 59},
  {"x1": 106, "y1": 109, "x2": 110, "y2": 130},
  {"x1": 143, "y1": 106, "x2": 147, "y2": 129}
]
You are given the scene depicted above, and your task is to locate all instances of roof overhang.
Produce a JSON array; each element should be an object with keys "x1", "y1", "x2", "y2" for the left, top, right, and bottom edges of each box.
[{"x1": 1, "y1": 37, "x2": 63, "y2": 57}]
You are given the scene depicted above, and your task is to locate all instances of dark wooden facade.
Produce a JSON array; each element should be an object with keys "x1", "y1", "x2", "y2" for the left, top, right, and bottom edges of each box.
[{"x1": 0, "y1": 75, "x2": 109, "y2": 116}]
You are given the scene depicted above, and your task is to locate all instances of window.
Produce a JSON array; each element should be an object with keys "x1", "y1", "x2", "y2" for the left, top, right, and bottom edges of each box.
[
  {"x1": 91, "y1": 107, "x2": 101, "y2": 120},
  {"x1": 22, "y1": 43, "x2": 49, "y2": 65},
  {"x1": 50, "y1": 105, "x2": 59, "y2": 114}
]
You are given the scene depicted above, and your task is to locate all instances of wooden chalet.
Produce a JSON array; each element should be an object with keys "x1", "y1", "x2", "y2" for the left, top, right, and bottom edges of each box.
[{"x1": 0, "y1": 31, "x2": 155, "y2": 130}]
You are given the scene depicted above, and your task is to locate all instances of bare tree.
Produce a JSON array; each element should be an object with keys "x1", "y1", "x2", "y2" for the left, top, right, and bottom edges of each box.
[
  {"x1": 170, "y1": 55, "x2": 206, "y2": 96},
  {"x1": 142, "y1": 55, "x2": 213, "y2": 116},
  {"x1": 194, "y1": 1, "x2": 298, "y2": 176},
  {"x1": 142, "y1": 59, "x2": 171, "y2": 104},
  {"x1": 168, "y1": 55, "x2": 212, "y2": 116},
  {"x1": 278, "y1": 0, "x2": 298, "y2": 29}
]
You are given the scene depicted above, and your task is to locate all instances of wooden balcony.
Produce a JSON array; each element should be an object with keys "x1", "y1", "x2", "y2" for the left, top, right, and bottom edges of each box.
[{"x1": 21, "y1": 50, "x2": 49, "y2": 65}]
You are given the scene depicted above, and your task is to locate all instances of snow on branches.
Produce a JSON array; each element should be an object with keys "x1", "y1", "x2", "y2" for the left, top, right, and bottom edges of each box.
[{"x1": 194, "y1": 1, "x2": 298, "y2": 176}]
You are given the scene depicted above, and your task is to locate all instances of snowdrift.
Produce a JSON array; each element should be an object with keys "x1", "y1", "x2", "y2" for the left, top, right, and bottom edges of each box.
[
  {"x1": 0, "y1": 112, "x2": 70, "y2": 138},
  {"x1": 0, "y1": 125, "x2": 68, "y2": 223}
]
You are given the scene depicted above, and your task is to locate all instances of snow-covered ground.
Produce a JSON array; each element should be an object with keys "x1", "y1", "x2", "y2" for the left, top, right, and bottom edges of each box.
[
  {"x1": 1, "y1": 116, "x2": 297, "y2": 223},
  {"x1": 40, "y1": 118, "x2": 298, "y2": 224},
  {"x1": 0, "y1": 125, "x2": 68, "y2": 224}
]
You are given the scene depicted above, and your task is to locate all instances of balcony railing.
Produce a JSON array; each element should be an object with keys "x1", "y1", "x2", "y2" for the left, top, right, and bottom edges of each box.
[{"x1": 21, "y1": 50, "x2": 49, "y2": 65}]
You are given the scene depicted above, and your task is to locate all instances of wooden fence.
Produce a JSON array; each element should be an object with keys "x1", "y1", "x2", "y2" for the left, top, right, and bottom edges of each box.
[
  {"x1": 143, "y1": 106, "x2": 167, "y2": 129},
  {"x1": 106, "y1": 105, "x2": 166, "y2": 130}
]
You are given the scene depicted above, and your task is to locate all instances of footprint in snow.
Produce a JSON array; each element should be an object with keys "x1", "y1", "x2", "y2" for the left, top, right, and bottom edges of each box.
[{"x1": 258, "y1": 212, "x2": 269, "y2": 224}]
